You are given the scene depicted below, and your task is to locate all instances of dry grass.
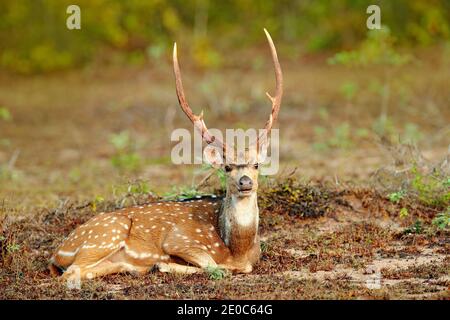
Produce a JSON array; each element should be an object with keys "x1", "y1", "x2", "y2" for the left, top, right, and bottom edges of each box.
[{"x1": 0, "y1": 182, "x2": 448, "y2": 299}]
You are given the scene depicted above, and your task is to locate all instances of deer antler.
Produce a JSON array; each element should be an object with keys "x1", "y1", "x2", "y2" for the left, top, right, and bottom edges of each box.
[
  {"x1": 257, "y1": 28, "x2": 283, "y2": 149},
  {"x1": 262, "y1": 28, "x2": 283, "y2": 134},
  {"x1": 173, "y1": 43, "x2": 229, "y2": 157},
  {"x1": 173, "y1": 29, "x2": 283, "y2": 161}
]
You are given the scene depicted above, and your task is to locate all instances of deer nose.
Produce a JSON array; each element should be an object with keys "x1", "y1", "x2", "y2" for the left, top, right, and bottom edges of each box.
[{"x1": 239, "y1": 175, "x2": 253, "y2": 190}]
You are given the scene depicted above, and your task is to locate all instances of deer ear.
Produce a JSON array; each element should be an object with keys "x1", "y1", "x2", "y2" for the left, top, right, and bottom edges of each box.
[{"x1": 203, "y1": 145, "x2": 223, "y2": 168}]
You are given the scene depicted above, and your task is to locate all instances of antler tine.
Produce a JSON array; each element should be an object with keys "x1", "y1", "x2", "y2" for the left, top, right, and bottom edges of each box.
[
  {"x1": 173, "y1": 43, "x2": 226, "y2": 151},
  {"x1": 259, "y1": 29, "x2": 283, "y2": 145}
]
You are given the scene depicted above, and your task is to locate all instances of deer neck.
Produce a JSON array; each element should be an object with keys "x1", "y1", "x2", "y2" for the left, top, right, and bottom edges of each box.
[{"x1": 218, "y1": 191, "x2": 259, "y2": 257}]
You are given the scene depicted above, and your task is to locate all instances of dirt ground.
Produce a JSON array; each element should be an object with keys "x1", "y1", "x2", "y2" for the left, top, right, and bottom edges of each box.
[{"x1": 0, "y1": 49, "x2": 448, "y2": 299}]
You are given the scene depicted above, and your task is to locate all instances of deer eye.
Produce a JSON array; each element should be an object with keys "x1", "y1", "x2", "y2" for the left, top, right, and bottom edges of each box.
[
  {"x1": 253, "y1": 163, "x2": 259, "y2": 169},
  {"x1": 224, "y1": 165, "x2": 232, "y2": 172}
]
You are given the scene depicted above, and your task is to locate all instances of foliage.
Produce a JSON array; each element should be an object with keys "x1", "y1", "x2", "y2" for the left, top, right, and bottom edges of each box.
[
  {"x1": 388, "y1": 190, "x2": 406, "y2": 203},
  {"x1": 163, "y1": 185, "x2": 206, "y2": 201},
  {"x1": 410, "y1": 167, "x2": 449, "y2": 207},
  {"x1": 313, "y1": 123, "x2": 357, "y2": 151},
  {"x1": 328, "y1": 27, "x2": 413, "y2": 67},
  {"x1": 399, "y1": 207, "x2": 409, "y2": 219},
  {"x1": 1, "y1": 1, "x2": 449, "y2": 73},
  {"x1": 91, "y1": 195, "x2": 105, "y2": 212},
  {"x1": 109, "y1": 131, "x2": 142, "y2": 172},
  {"x1": 385, "y1": 165, "x2": 449, "y2": 209},
  {"x1": 260, "y1": 240, "x2": 269, "y2": 254},
  {"x1": 329, "y1": 26, "x2": 424, "y2": 143},
  {"x1": 402, "y1": 123, "x2": 424, "y2": 144},
  {"x1": 0, "y1": 107, "x2": 12, "y2": 121},
  {"x1": 111, "y1": 180, "x2": 153, "y2": 208},
  {"x1": 205, "y1": 265, "x2": 228, "y2": 280},
  {"x1": 432, "y1": 209, "x2": 449, "y2": 230},
  {"x1": 403, "y1": 219, "x2": 423, "y2": 234},
  {"x1": 403, "y1": 208, "x2": 449, "y2": 234},
  {"x1": 0, "y1": 107, "x2": 12, "y2": 147},
  {"x1": 340, "y1": 81, "x2": 358, "y2": 101}
]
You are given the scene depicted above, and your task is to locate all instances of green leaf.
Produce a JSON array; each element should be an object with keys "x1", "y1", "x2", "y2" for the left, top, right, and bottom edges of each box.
[{"x1": 0, "y1": 107, "x2": 12, "y2": 121}]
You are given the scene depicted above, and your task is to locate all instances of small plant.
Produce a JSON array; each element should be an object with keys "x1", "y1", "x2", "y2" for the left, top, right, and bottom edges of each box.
[
  {"x1": 329, "y1": 27, "x2": 413, "y2": 142},
  {"x1": 109, "y1": 131, "x2": 142, "y2": 172},
  {"x1": 147, "y1": 43, "x2": 166, "y2": 61},
  {"x1": 0, "y1": 107, "x2": 12, "y2": 121},
  {"x1": 329, "y1": 123, "x2": 353, "y2": 149},
  {"x1": 0, "y1": 150, "x2": 22, "y2": 182},
  {"x1": 0, "y1": 107, "x2": 17, "y2": 180},
  {"x1": 404, "y1": 220, "x2": 423, "y2": 235},
  {"x1": 163, "y1": 186, "x2": 206, "y2": 201},
  {"x1": 313, "y1": 123, "x2": 353, "y2": 151},
  {"x1": 6, "y1": 242, "x2": 21, "y2": 253},
  {"x1": 128, "y1": 180, "x2": 151, "y2": 195},
  {"x1": 432, "y1": 209, "x2": 449, "y2": 230},
  {"x1": 444, "y1": 178, "x2": 450, "y2": 188},
  {"x1": 399, "y1": 207, "x2": 409, "y2": 219},
  {"x1": 260, "y1": 240, "x2": 269, "y2": 254},
  {"x1": 372, "y1": 116, "x2": 396, "y2": 138},
  {"x1": 0, "y1": 165, "x2": 21, "y2": 181},
  {"x1": 312, "y1": 126, "x2": 329, "y2": 151},
  {"x1": 402, "y1": 123, "x2": 423, "y2": 144},
  {"x1": 68, "y1": 167, "x2": 81, "y2": 183},
  {"x1": 339, "y1": 81, "x2": 358, "y2": 102},
  {"x1": 328, "y1": 27, "x2": 412, "y2": 68},
  {"x1": 91, "y1": 195, "x2": 105, "y2": 212},
  {"x1": 112, "y1": 180, "x2": 153, "y2": 208},
  {"x1": 388, "y1": 190, "x2": 406, "y2": 203},
  {"x1": 205, "y1": 265, "x2": 228, "y2": 280},
  {"x1": 410, "y1": 166, "x2": 449, "y2": 207}
]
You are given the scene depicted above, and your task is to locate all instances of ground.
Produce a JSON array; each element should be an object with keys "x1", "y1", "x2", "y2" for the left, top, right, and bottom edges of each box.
[{"x1": 0, "y1": 49, "x2": 448, "y2": 299}]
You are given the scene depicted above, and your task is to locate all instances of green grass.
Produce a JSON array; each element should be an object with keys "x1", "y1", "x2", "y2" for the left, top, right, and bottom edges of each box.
[
  {"x1": 163, "y1": 186, "x2": 206, "y2": 201},
  {"x1": 432, "y1": 209, "x2": 449, "y2": 230},
  {"x1": 0, "y1": 107, "x2": 12, "y2": 121},
  {"x1": 410, "y1": 167, "x2": 449, "y2": 207},
  {"x1": 388, "y1": 190, "x2": 406, "y2": 203},
  {"x1": 109, "y1": 131, "x2": 142, "y2": 172},
  {"x1": 403, "y1": 220, "x2": 423, "y2": 234},
  {"x1": 205, "y1": 265, "x2": 228, "y2": 280}
]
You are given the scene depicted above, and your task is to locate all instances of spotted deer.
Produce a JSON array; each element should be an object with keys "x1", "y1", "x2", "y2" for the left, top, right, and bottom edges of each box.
[{"x1": 50, "y1": 29, "x2": 282, "y2": 280}]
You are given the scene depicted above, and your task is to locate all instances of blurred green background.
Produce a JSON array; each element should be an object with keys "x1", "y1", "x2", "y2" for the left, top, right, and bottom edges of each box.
[{"x1": 1, "y1": 0, "x2": 449, "y2": 73}]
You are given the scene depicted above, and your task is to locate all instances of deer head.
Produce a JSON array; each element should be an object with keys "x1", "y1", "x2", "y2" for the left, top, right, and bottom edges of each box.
[{"x1": 172, "y1": 28, "x2": 283, "y2": 199}]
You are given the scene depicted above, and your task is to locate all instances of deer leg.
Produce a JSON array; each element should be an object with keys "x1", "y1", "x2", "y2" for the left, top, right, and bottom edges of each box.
[
  {"x1": 159, "y1": 247, "x2": 217, "y2": 274},
  {"x1": 218, "y1": 262, "x2": 253, "y2": 273},
  {"x1": 82, "y1": 260, "x2": 149, "y2": 279},
  {"x1": 156, "y1": 262, "x2": 202, "y2": 274},
  {"x1": 62, "y1": 258, "x2": 150, "y2": 281}
]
